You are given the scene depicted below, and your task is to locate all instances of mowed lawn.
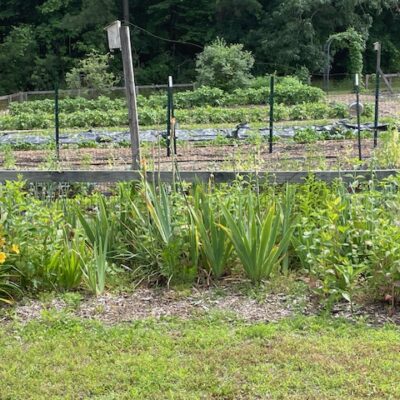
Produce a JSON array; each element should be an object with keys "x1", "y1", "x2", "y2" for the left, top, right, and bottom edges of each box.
[{"x1": 0, "y1": 313, "x2": 399, "y2": 400}]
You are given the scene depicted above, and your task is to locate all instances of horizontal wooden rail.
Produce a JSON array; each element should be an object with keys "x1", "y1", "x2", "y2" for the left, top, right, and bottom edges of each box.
[
  {"x1": 0, "y1": 83, "x2": 196, "y2": 104},
  {"x1": 0, "y1": 170, "x2": 397, "y2": 184}
]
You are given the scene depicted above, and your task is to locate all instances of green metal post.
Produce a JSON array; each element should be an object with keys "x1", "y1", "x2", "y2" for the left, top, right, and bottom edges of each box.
[
  {"x1": 166, "y1": 78, "x2": 171, "y2": 157},
  {"x1": 373, "y1": 42, "x2": 381, "y2": 148},
  {"x1": 355, "y1": 74, "x2": 362, "y2": 161},
  {"x1": 170, "y1": 76, "x2": 176, "y2": 155},
  {"x1": 269, "y1": 75, "x2": 275, "y2": 154},
  {"x1": 54, "y1": 83, "x2": 60, "y2": 160}
]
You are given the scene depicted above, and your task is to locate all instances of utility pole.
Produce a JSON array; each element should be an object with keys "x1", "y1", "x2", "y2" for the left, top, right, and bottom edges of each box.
[
  {"x1": 123, "y1": 0, "x2": 130, "y2": 24},
  {"x1": 120, "y1": 25, "x2": 141, "y2": 169},
  {"x1": 106, "y1": 0, "x2": 140, "y2": 169}
]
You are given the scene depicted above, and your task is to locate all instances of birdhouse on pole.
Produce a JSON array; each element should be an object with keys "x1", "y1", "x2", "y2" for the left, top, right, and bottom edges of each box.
[{"x1": 105, "y1": 21, "x2": 121, "y2": 51}]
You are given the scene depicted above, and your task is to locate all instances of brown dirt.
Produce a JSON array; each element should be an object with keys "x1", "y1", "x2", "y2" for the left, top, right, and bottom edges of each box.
[
  {"x1": 2, "y1": 286, "x2": 399, "y2": 327},
  {"x1": 1, "y1": 139, "x2": 378, "y2": 171}
]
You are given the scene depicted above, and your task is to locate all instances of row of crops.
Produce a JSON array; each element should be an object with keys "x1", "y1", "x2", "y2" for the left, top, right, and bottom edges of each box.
[
  {"x1": 0, "y1": 77, "x2": 372, "y2": 130},
  {"x1": 1, "y1": 176, "x2": 400, "y2": 308}
]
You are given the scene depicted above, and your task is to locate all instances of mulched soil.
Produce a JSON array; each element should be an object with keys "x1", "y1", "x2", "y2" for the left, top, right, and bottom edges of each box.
[{"x1": 2, "y1": 286, "x2": 399, "y2": 327}]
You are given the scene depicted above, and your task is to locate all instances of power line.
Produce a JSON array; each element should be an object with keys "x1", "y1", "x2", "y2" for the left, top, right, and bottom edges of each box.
[{"x1": 128, "y1": 22, "x2": 204, "y2": 50}]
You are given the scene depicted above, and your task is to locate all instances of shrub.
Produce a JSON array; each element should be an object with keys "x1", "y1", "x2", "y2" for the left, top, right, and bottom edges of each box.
[
  {"x1": 196, "y1": 38, "x2": 254, "y2": 91},
  {"x1": 275, "y1": 77, "x2": 325, "y2": 104},
  {"x1": 65, "y1": 51, "x2": 118, "y2": 92}
]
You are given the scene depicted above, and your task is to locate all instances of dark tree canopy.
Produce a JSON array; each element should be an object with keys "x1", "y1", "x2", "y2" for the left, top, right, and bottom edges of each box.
[{"x1": 0, "y1": 0, "x2": 399, "y2": 94}]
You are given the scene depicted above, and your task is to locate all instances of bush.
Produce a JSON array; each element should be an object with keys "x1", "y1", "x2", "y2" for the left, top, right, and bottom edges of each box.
[
  {"x1": 275, "y1": 77, "x2": 324, "y2": 104},
  {"x1": 196, "y1": 38, "x2": 254, "y2": 91},
  {"x1": 65, "y1": 51, "x2": 118, "y2": 92}
]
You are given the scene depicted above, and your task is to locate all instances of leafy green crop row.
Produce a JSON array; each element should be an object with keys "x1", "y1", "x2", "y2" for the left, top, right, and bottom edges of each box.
[
  {"x1": 8, "y1": 78, "x2": 325, "y2": 116},
  {"x1": 1, "y1": 172, "x2": 400, "y2": 309},
  {"x1": 0, "y1": 102, "x2": 368, "y2": 130}
]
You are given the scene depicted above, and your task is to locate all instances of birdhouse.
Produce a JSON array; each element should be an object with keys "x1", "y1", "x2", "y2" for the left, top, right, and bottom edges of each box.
[{"x1": 105, "y1": 21, "x2": 121, "y2": 51}]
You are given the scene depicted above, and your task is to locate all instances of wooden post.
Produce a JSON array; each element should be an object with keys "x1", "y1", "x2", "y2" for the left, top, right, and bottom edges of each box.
[{"x1": 120, "y1": 25, "x2": 141, "y2": 170}]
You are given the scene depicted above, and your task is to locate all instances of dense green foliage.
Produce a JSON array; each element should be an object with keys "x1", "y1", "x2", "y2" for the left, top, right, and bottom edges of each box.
[
  {"x1": 0, "y1": 103, "x2": 355, "y2": 130},
  {"x1": 0, "y1": 1, "x2": 399, "y2": 94},
  {"x1": 7, "y1": 78, "x2": 326, "y2": 113},
  {"x1": 1, "y1": 171, "x2": 400, "y2": 308},
  {"x1": 195, "y1": 38, "x2": 255, "y2": 90},
  {"x1": 1, "y1": 78, "x2": 362, "y2": 130},
  {"x1": 328, "y1": 28, "x2": 366, "y2": 75},
  {"x1": 65, "y1": 51, "x2": 118, "y2": 90}
]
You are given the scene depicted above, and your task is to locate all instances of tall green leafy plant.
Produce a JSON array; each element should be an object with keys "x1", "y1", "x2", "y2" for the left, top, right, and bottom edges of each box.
[
  {"x1": 122, "y1": 182, "x2": 197, "y2": 284},
  {"x1": 190, "y1": 187, "x2": 232, "y2": 279},
  {"x1": 222, "y1": 193, "x2": 294, "y2": 282},
  {"x1": 76, "y1": 195, "x2": 120, "y2": 259},
  {"x1": 46, "y1": 233, "x2": 86, "y2": 291},
  {"x1": 82, "y1": 236, "x2": 108, "y2": 296}
]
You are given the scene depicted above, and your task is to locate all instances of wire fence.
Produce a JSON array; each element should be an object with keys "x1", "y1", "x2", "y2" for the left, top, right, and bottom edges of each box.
[{"x1": 0, "y1": 74, "x2": 399, "y2": 173}]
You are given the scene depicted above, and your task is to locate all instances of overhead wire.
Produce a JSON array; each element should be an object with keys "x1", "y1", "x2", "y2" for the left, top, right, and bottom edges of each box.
[{"x1": 127, "y1": 22, "x2": 204, "y2": 50}]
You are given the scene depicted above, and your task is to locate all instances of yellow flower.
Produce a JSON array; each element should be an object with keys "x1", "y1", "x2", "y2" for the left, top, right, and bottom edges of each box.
[
  {"x1": 0, "y1": 252, "x2": 6, "y2": 264},
  {"x1": 11, "y1": 244, "x2": 20, "y2": 255},
  {"x1": 0, "y1": 238, "x2": 5, "y2": 247}
]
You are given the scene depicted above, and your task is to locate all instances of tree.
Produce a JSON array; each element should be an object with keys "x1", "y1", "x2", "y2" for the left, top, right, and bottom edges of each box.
[
  {"x1": 195, "y1": 38, "x2": 254, "y2": 91},
  {"x1": 65, "y1": 51, "x2": 117, "y2": 91},
  {"x1": 0, "y1": 25, "x2": 37, "y2": 93},
  {"x1": 0, "y1": 0, "x2": 399, "y2": 94}
]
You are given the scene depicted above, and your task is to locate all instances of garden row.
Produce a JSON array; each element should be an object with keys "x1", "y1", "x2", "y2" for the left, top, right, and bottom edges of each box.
[
  {"x1": 1, "y1": 175, "x2": 399, "y2": 308},
  {"x1": 8, "y1": 77, "x2": 325, "y2": 116},
  {"x1": 0, "y1": 102, "x2": 372, "y2": 130}
]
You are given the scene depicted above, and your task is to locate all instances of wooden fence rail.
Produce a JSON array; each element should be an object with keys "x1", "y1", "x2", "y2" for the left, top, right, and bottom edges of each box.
[
  {"x1": 0, "y1": 83, "x2": 196, "y2": 104},
  {"x1": 0, "y1": 170, "x2": 397, "y2": 184}
]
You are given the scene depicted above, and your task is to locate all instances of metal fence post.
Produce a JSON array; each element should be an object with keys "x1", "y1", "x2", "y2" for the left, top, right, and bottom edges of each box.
[
  {"x1": 373, "y1": 42, "x2": 381, "y2": 148},
  {"x1": 166, "y1": 78, "x2": 171, "y2": 157},
  {"x1": 54, "y1": 83, "x2": 60, "y2": 160},
  {"x1": 269, "y1": 75, "x2": 275, "y2": 154},
  {"x1": 355, "y1": 74, "x2": 362, "y2": 161},
  {"x1": 166, "y1": 76, "x2": 176, "y2": 156}
]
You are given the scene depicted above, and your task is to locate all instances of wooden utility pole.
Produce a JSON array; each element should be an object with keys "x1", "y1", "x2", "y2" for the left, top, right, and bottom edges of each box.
[
  {"x1": 105, "y1": 14, "x2": 140, "y2": 169},
  {"x1": 123, "y1": 0, "x2": 130, "y2": 24},
  {"x1": 120, "y1": 25, "x2": 140, "y2": 169}
]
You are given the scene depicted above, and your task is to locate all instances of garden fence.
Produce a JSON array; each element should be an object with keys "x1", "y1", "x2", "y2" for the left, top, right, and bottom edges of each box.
[{"x1": 0, "y1": 75, "x2": 399, "y2": 175}]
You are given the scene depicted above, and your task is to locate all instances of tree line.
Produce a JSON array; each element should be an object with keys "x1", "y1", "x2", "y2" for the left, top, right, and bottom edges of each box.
[{"x1": 0, "y1": 0, "x2": 399, "y2": 95}]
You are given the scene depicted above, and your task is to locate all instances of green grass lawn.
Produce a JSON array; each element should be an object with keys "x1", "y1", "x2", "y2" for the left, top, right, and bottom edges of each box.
[{"x1": 0, "y1": 313, "x2": 399, "y2": 399}]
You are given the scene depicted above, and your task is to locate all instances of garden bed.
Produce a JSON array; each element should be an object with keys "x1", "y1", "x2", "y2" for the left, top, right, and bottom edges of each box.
[{"x1": 0, "y1": 138, "x2": 378, "y2": 171}]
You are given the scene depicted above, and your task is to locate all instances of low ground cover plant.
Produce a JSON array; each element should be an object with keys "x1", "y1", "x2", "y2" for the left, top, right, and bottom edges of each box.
[
  {"x1": 1, "y1": 174, "x2": 400, "y2": 310},
  {"x1": 0, "y1": 101, "x2": 370, "y2": 130},
  {"x1": 1, "y1": 77, "x2": 359, "y2": 131},
  {"x1": 7, "y1": 77, "x2": 324, "y2": 115}
]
